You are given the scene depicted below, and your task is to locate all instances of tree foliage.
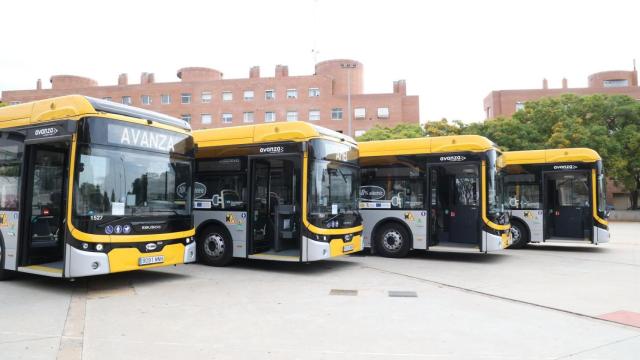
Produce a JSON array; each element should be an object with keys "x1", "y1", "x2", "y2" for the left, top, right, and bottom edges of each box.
[
  {"x1": 356, "y1": 123, "x2": 425, "y2": 141},
  {"x1": 0, "y1": 102, "x2": 7, "y2": 107},
  {"x1": 430, "y1": 94, "x2": 640, "y2": 209}
]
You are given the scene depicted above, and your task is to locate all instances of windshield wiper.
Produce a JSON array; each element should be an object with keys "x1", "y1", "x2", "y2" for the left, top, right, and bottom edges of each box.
[{"x1": 322, "y1": 212, "x2": 344, "y2": 224}]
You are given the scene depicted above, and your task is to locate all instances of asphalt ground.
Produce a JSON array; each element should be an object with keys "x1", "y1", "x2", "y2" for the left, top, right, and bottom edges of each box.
[{"x1": 1, "y1": 222, "x2": 639, "y2": 359}]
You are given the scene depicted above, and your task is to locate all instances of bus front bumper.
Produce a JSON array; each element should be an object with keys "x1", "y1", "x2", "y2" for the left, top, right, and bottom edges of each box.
[
  {"x1": 66, "y1": 240, "x2": 196, "y2": 278},
  {"x1": 305, "y1": 234, "x2": 363, "y2": 261}
]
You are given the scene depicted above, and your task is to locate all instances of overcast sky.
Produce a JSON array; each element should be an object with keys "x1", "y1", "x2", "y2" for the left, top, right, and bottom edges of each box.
[{"x1": 1, "y1": 0, "x2": 638, "y2": 122}]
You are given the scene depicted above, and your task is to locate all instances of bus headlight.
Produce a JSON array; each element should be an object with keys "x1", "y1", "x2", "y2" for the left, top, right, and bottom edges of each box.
[
  {"x1": 95, "y1": 244, "x2": 104, "y2": 251},
  {"x1": 344, "y1": 234, "x2": 352, "y2": 242},
  {"x1": 82, "y1": 243, "x2": 89, "y2": 250}
]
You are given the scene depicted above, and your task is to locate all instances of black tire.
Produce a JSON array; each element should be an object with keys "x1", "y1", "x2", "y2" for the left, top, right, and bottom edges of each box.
[
  {"x1": 0, "y1": 239, "x2": 15, "y2": 281},
  {"x1": 375, "y1": 223, "x2": 411, "y2": 258},
  {"x1": 197, "y1": 226, "x2": 234, "y2": 267},
  {"x1": 507, "y1": 220, "x2": 529, "y2": 249}
]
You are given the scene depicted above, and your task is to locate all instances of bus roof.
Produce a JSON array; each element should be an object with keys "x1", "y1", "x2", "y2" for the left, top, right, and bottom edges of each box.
[
  {"x1": 0, "y1": 95, "x2": 191, "y2": 131},
  {"x1": 194, "y1": 122, "x2": 357, "y2": 148},
  {"x1": 503, "y1": 148, "x2": 601, "y2": 165},
  {"x1": 358, "y1": 135, "x2": 498, "y2": 157}
]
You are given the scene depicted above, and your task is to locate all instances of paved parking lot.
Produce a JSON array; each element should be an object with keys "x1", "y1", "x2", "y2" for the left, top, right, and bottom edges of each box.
[{"x1": 1, "y1": 222, "x2": 639, "y2": 360}]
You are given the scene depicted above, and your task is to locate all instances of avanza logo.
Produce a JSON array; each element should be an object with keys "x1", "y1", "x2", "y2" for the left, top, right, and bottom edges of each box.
[
  {"x1": 554, "y1": 165, "x2": 578, "y2": 170},
  {"x1": 440, "y1": 155, "x2": 466, "y2": 162},
  {"x1": 34, "y1": 127, "x2": 59, "y2": 137},
  {"x1": 259, "y1": 146, "x2": 284, "y2": 154},
  {"x1": 120, "y1": 128, "x2": 176, "y2": 152}
]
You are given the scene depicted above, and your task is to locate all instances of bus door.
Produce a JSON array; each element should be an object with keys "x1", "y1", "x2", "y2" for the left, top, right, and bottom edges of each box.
[
  {"x1": 20, "y1": 143, "x2": 68, "y2": 270},
  {"x1": 544, "y1": 171, "x2": 591, "y2": 240},
  {"x1": 428, "y1": 163, "x2": 480, "y2": 247},
  {"x1": 248, "y1": 156, "x2": 301, "y2": 258}
]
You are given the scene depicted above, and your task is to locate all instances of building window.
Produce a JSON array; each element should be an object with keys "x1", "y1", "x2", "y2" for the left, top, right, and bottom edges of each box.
[
  {"x1": 222, "y1": 91, "x2": 233, "y2": 101},
  {"x1": 102, "y1": 97, "x2": 112, "y2": 101},
  {"x1": 201, "y1": 114, "x2": 212, "y2": 124},
  {"x1": 287, "y1": 89, "x2": 298, "y2": 99},
  {"x1": 308, "y1": 88, "x2": 320, "y2": 97},
  {"x1": 265, "y1": 111, "x2": 276, "y2": 123},
  {"x1": 8, "y1": 101, "x2": 21, "y2": 105},
  {"x1": 377, "y1": 107, "x2": 390, "y2": 119},
  {"x1": 309, "y1": 110, "x2": 321, "y2": 121},
  {"x1": 243, "y1": 90, "x2": 254, "y2": 101},
  {"x1": 331, "y1": 108, "x2": 343, "y2": 120},
  {"x1": 141, "y1": 95, "x2": 152, "y2": 105},
  {"x1": 265, "y1": 90, "x2": 275, "y2": 100},
  {"x1": 286, "y1": 111, "x2": 298, "y2": 121},
  {"x1": 354, "y1": 107, "x2": 366, "y2": 119},
  {"x1": 181, "y1": 114, "x2": 191, "y2": 123},
  {"x1": 181, "y1": 93, "x2": 192, "y2": 104},
  {"x1": 201, "y1": 91, "x2": 212, "y2": 103},
  {"x1": 515, "y1": 102, "x2": 525, "y2": 112},
  {"x1": 222, "y1": 113, "x2": 233, "y2": 124},
  {"x1": 121, "y1": 96, "x2": 132, "y2": 105},
  {"x1": 161, "y1": 94, "x2": 171, "y2": 104},
  {"x1": 354, "y1": 130, "x2": 366, "y2": 137},
  {"x1": 603, "y1": 79, "x2": 629, "y2": 88},
  {"x1": 243, "y1": 112, "x2": 255, "y2": 123}
]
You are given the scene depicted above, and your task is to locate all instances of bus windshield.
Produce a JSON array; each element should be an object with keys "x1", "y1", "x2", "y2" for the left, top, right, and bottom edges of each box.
[
  {"x1": 307, "y1": 139, "x2": 361, "y2": 229},
  {"x1": 597, "y1": 161, "x2": 607, "y2": 216},
  {"x1": 74, "y1": 144, "x2": 192, "y2": 217},
  {"x1": 487, "y1": 150, "x2": 508, "y2": 224}
]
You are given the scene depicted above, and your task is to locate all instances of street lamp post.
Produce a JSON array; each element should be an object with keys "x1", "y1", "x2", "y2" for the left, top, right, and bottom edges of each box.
[{"x1": 341, "y1": 63, "x2": 357, "y2": 137}]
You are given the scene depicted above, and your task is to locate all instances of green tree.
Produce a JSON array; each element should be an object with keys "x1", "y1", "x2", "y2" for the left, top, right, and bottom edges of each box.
[
  {"x1": 0, "y1": 102, "x2": 7, "y2": 107},
  {"x1": 356, "y1": 123, "x2": 425, "y2": 141},
  {"x1": 463, "y1": 94, "x2": 640, "y2": 208},
  {"x1": 424, "y1": 118, "x2": 465, "y2": 137}
]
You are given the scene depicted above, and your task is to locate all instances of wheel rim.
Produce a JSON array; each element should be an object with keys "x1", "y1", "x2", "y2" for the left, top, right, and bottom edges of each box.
[
  {"x1": 382, "y1": 230, "x2": 403, "y2": 252},
  {"x1": 204, "y1": 233, "x2": 225, "y2": 259},
  {"x1": 511, "y1": 226, "x2": 521, "y2": 242}
]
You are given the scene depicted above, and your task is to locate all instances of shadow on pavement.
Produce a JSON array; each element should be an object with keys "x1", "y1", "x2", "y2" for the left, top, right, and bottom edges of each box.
[
  {"x1": 410, "y1": 250, "x2": 507, "y2": 264},
  {"x1": 521, "y1": 244, "x2": 609, "y2": 253},
  {"x1": 4, "y1": 267, "x2": 190, "y2": 293},
  {"x1": 210, "y1": 257, "x2": 359, "y2": 275}
]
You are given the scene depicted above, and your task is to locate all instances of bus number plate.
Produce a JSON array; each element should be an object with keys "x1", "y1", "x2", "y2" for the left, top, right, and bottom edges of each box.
[
  {"x1": 343, "y1": 244, "x2": 354, "y2": 252},
  {"x1": 139, "y1": 256, "x2": 165, "y2": 266}
]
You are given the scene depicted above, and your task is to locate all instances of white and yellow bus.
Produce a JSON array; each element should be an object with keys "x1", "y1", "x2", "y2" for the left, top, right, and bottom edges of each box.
[
  {"x1": 0, "y1": 96, "x2": 196, "y2": 279},
  {"x1": 193, "y1": 122, "x2": 363, "y2": 266},
  {"x1": 358, "y1": 136, "x2": 511, "y2": 257},
  {"x1": 502, "y1": 148, "x2": 609, "y2": 248}
]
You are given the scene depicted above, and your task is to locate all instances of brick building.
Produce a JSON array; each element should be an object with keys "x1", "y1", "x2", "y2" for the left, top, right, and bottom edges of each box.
[
  {"x1": 483, "y1": 68, "x2": 640, "y2": 119},
  {"x1": 1, "y1": 59, "x2": 419, "y2": 136}
]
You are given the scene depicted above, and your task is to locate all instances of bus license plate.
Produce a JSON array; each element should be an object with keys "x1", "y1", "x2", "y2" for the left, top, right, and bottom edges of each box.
[
  {"x1": 139, "y1": 255, "x2": 164, "y2": 266},
  {"x1": 343, "y1": 244, "x2": 354, "y2": 252}
]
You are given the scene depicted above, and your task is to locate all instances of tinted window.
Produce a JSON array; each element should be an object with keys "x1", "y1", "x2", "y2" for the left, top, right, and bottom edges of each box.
[
  {"x1": 0, "y1": 134, "x2": 24, "y2": 211},
  {"x1": 360, "y1": 163, "x2": 424, "y2": 210}
]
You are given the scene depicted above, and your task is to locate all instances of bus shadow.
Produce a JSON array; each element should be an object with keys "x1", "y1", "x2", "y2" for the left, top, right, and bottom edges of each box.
[
  {"x1": 221, "y1": 258, "x2": 359, "y2": 275},
  {"x1": 519, "y1": 244, "x2": 609, "y2": 253},
  {"x1": 4, "y1": 268, "x2": 190, "y2": 294},
  {"x1": 407, "y1": 250, "x2": 507, "y2": 264}
]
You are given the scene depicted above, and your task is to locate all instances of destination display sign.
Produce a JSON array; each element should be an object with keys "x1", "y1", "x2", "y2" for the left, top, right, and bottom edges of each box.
[
  {"x1": 107, "y1": 123, "x2": 182, "y2": 153},
  {"x1": 80, "y1": 117, "x2": 193, "y2": 155}
]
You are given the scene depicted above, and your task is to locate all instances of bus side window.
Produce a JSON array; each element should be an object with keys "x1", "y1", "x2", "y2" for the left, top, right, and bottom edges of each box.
[
  {"x1": 197, "y1": 174, "x2": 247, "y2": 210},
  {"x1": 0, "y1": 140, "x2": 24, "y2": 211}
]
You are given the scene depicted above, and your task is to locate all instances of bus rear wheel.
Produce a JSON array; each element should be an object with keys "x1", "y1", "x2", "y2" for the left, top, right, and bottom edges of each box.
[
  {"x1": 375, "y1": 223, "x2": 411, "y2": 258},
  {"x1": 508, "y1": 221, "x2": 529, "y2": 249},
  {"x1": 198, "y1": 226, "x2": 233, "y2": 267},
  {"x1": 0, "y1": 241, "x2": 15, "y2": 281}
]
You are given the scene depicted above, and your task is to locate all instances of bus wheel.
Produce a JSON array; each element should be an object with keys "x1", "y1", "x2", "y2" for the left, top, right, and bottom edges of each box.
[
  {"x1": 508, "y1": 221, "x2": 529, "y2": 249},
  {"x1": 0, "y1": 241, "x2": 14, "y2": 281},
  {"x1": 198, "y1": 226, "x2": 233, "y2": 267},
  {"x1": 375, "y1": 223, "x2": 411, "y2": 258}
]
